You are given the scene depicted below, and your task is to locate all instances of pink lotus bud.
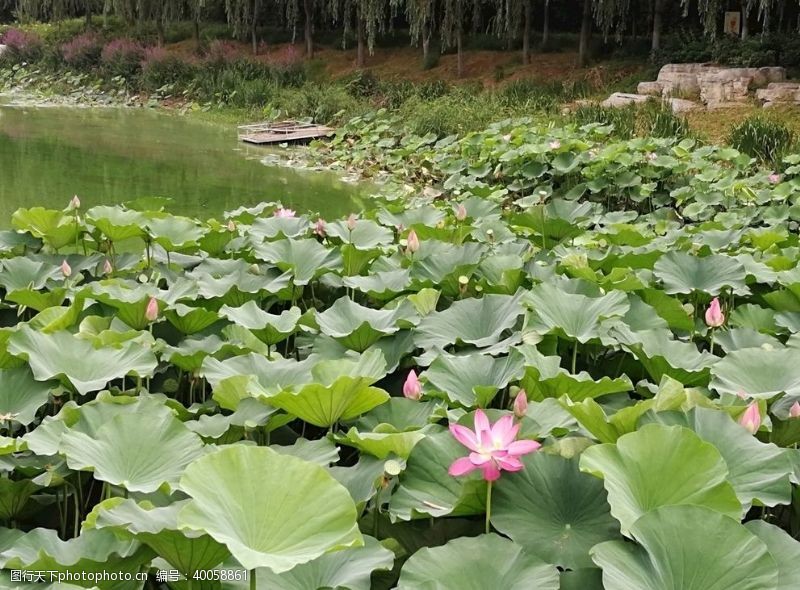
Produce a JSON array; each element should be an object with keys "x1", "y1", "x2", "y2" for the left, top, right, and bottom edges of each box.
[
  {"x1": 347, "y1": 214, "x2": 358, "y2": 231},
  {"x1": 103, "y1": 259, "x2": 113, "y2": 274},
  {"x1": 513, "y1": 390, "x2": 528, "y2": 418},
  {"x1": 145, "y1": 297, "x2": 159, "y2": 322},
  {"x1": 406, "y1": 230, "x2": 420, "y2": 254},
  {"x1": 273, "y1": 207, "x2": 296, "y2": 218},
  {"x1": 647, "y1": 152, "x2": 657, "y2": 161},
  {"x1": 769, "y1": 173, "x2": 781, "y2": 184},
  {"x1": 314, "y1": 218, "x2": 327, "y2": 237},
  {"x1": 227, "y1": 219, "x2": 236, "y2": 232},
  {"x1": 403, "y1": 370, "x2": 421, "y2": 400},
  {"x1": 739, "y1": 402, "x2": 761, "y2": 434},
  {"x1": 69, "y1": 195, "x2": 81, "y2": 210},
  {"x1": 549, "y1": 140, "x2": 561, "y2": 150},
  {"x1": 705, "y1": 297, "x2": 725, "y2": 328},
  {"x1": 60, "y1": 260, "x2": 72, "y2": 278},
  {"x1": 790, "y1": 401, "x2": 800, "y2": 419},
  {"x1": 455, "y1": 203, "x2": 467, "y2": 221}
]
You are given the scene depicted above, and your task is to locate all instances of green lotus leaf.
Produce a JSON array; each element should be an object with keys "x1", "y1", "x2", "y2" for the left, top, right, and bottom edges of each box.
[
  {"x1": 397, "y1": 533, "x2": 559, "y2": 590},
  {"x1": 710, "y1": 348, "x2": 800, "y2": 399},
  {"x1": 0, "y1": 257, "x2": 62, "y2": 293},
  {"x1": 61, "y1": 411, "x2": 205, "y2": 493},
  {"x1": 642, "y1": 408, "x2": 794, "y2": 509},
  {"x1": 746, "y1": 520, "x2": 800, "y2": 590},
  {"x1": 187, "y1": 258, "x2": 292, "y2": 300},
  {"x1": 591, "y1": 505, "x2": 778, "y2": 590},
  {"x1": 145, "y1": 215, "x2": 205, "y2": 251},
  {"x1": 11, "y1": 207, "x2": 79, "y2": 250},
  {"x1": 714, "y1": 327, "x2": 781, "y2": 352},
  {"x1": 0, "y1": 367, "x2": 53, "y2": 425},
  {"x1": 325, "y1": 218, "x2": 394, "y2": 249},
  {"x1": 178, "y1": 445, "x2": 362, "y2": 572},
  {"x1": 653, "y1": 251, "x2": 748, "y2": 295},
  {"x1": 220, "y1": 301, "x2": 302, "y2": 345},
  {"x1": 559, "y1": 568, "x2": 604, "y2": 590},
  {"x1": 0, "y1": 479, "x2": 39, "y2": 520},
  {"x1": 422, "y1": 351, "x2": 525, "y2": 408},
  {"x1": 253, "y1": 536, "x2": 394, "y2": 590},
  {"x1": 254, "y1": 238, "x2": 341, "y2": 285},
  {"x1": 408, "y1": 241, "x2": 486, "y2": 290},
  {"x1": 270, "y1": 437, "x2": 340, "y2": 467},
  {"x1": 81, "y1": 280, "x2": 161, "y2": 330},
  {"x1": 337, "y1": 425, "x2": 434, "y2": 459},
  {"x1": 86, "y1": 498, "x2": 229, "y2": 576},
  {"x1": 525, "y1": 283, "x2": 629, "y2": 343},
  {"x1": 511, "y1": 199, "x2": 591, "y2": 244},
  {"x1": 389, "y1": 430, "x2": 487, "y2": 520},
  {"x1": 163, "y1": 303, "x2": 221, "y2": 335},
  {"x1": 0, "y1": 528, "x2": 153, "y2": 590},
  {"x1": 8, "y1": 326, "x2": 158, "y2": 396},
  {"x1": 415, "y1": 292, "x2": 524, "y2": 349},
  {"x1": 580, "y1": 423, "x2": 741, "y2": 534},
  {"x1": 316, "y1": 296, "x2": 413, "y2": 352},
  {"x1": 491, "y1": 454, "x2": 620, "y2": 569},
  {"x1": 161, "y1": 334, "x2": 244, "y2": 372},
  {"x1": 86, "y1": 206, "x2": 147, "y2": 241},
  {"x1": 251, "y1": 215, "x2": 309, "y2": 240}
]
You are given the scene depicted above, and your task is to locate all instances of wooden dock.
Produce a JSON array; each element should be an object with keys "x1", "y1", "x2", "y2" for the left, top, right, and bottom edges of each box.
[{"x1": 238, "y1": 121, "x2": 334, "y2": 145}]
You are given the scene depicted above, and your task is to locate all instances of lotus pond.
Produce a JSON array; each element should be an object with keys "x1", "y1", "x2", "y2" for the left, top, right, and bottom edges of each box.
[{"x1": 1, "y1": 117, "x2": 800, "y2": 589}]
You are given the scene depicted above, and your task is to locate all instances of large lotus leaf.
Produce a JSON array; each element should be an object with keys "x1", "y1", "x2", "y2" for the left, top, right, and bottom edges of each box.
[
  {"x1": 591, "y1": 506, "x2": 778, "y2": 590},
  {"x1": 337, "y1": 424, "x2": 436, "y2": 459},
  {"x1": 187, "y1": 258, "x2": 292, "y2": 300},
  {"x1": 220, "y1": 301, "x2": 302, "y2": 346},
  {"x1": 163, "y1": 303, "x2": 221, "y2": 335},
  {"x1": 518, "y1": 344, "x2": 631, "y2": 402},
  {"x1": 0, "y1": 257, "x2": 61, "y2": 292},
  {"x1": 653, "y1": 251, "x2": 748, "y2": 295},
  {"x1": 316, "y1": 296, "x2": 414, "y2": 352},
  {"x1": 0, "y1": 479, "x2": 39, "y2": 520},
  {"x1": 61, "y1": 411, "x2": 205, "y2": 493},
  {"x1": 178, "y1": 445, "x2": 362, "y2": 572},
  {"x1": 86, "y1": 498, "x2": 229, "y2": 576},
  {"x1": 343, "y1": 268, "x2": 412, "y2": 300},
  {"x1": 86, "y1": 206, "x2": 147, "y2": 241},
  {"x1": 746, "y1": 521, "x2": 800, "y2": 590},
  {"x1": 642, "y1": 408, "x2": 793, "y2": 509},
  {"x1": 397, "y1": 533, "x2": 559, "y2": 590},
  {"x1": 491, "y1": 454, "x2": 620, "y2": 569},
  {"x1": 253, "y1": 536, "x2": 393, "y2": 590},
  {"x1": 11, "y1": 207, "x2": 79, "y2": 250},
  {"x1": 161, "y1": 335, "x2": 241, "y2": 372},
  {"x1": 710, "y1": 348, "x2": 800, "y2": 399},
  {"x1": 327, "y1": 218, "x2": 395, "y2": 248},
  {"x1": 250, "y1": 215, "x2": 310, "y2": 240},
  {"x1": 389, "y1": 430, "x2": 487, "y2": 520},
  {"x1": 8, "y1": 327, "x2": 158, "y2": 396},
  {"x1": 0, "y1": 367, "x2": 53, "y2": 425},
  {"x1": 145, "y1": 215, "x2": 205, "y2": 250},
  {"x1": 580, "y1": 423, "x2": 741, "y2": 534},
  {"x1": 415, "y1": 292, "x2": 524, "y2": 349},
  {"x1": 254, "y1": 238, "x2": 341, "y2": 285},
  {"x1": 0, "y1": 528, "x2": 153, "y2": 590},
  {"x1": 422, "y1": 351, "x2": 525, "y2": 408},
  {"x1": 525, "y1": 283, "x2": 629, "y2": 343},
  {"x1": 409, "y1": 241, "x2": 486, "y2": 287}
]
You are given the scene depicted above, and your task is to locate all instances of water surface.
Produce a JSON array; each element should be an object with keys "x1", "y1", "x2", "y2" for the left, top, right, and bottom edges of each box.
[{"x1": 0, "y1": 101, "x2": 365, "y2": 225}]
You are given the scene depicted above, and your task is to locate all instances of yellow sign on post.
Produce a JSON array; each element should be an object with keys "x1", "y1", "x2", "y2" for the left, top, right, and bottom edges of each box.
[{"x1": 724, "y1": 11, "x2": 741, "y2": 36}]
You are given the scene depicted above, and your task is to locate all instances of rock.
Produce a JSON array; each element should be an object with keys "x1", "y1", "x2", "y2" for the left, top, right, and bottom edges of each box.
[
  {"x1": 637, "y1": 81, "x2": 663, "y2": 96},
  {"x1": 0, "y1": 45, "x2": 7, "y2": 58},
  {"x1": 601, "y1": 93, "x2": 651, "y2": 108},
  {"x1": 656, "y1": 63, "x2": 720, "y2": 97},
  {"x1": 755, "y1": 82, "x2": 800, "y2": 104},
  {"x1": 667, "y1": 98, "x2": 700, "y2": 113}
]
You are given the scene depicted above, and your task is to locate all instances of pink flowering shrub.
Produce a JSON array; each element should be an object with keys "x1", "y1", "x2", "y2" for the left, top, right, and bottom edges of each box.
[
  {"x1": 140, "y1": 47, "x2": 198, "y2": 91},
  {"x1": 0, "y1": 28, "x2": 43, "y2": 62},
  {"x1": 264, "y1": 44, "x2": 304, "y2": 69},
  {"x1": 61, "y1": 33, "x2": 103, "y2": 68},
  {"x1": 101, "y1": 38, "x2": 145, "y2": 78}
]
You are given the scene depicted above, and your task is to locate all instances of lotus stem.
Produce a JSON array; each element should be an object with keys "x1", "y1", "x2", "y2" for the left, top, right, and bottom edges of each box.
[
  {"x1": 710, "y1": 329, "x2": 716, "y2": 356},
  {"x1": 485, "y1": 481, "x2": 493, "y2": 535},
  {"x1": 571, "y1": 340, "x2": 578, "y2": 374},
  {"x1": 250, "y1": 569, "x2": 256, "y2": 590}
]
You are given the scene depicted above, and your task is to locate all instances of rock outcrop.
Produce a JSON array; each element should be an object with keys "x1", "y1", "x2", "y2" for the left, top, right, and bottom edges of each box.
[{"x1": 599, "y1": 92, "x2": 700, "y2": 113}]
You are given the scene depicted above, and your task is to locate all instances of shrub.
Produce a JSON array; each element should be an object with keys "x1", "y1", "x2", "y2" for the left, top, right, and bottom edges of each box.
[
  {"x1": 274, "y1": 84, "x2": 362, "y2": 124},
  {"x1": 140, "y1": 47, "x2": 198, "y2": 92},
  {"x1": 728, "y1": 115, "x2": 795, "y2": 169},
  {"x1": 205, "y1": 40, "x2": 241, "y2": 65},
  {"x1": 344, "y1": 70, "x2": 381, "y2": 98},
  {"x1": 571, "y1": 103, "x2": 637, "y2": 139},
  {"x1": 0, "y1": 28, "x2": 43, "y2": 63},
  {"x1": 61, "y1": 32, "x2": 103, "y2": 69},
  {"x1": 264, "y1": 44, "x2": 303, "y2": 69},
  {"x1": 100, "y1": 38, "x2": 145, "y2": 79}
]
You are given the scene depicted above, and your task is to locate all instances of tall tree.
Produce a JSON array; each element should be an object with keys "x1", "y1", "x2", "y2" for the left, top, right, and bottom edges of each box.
[
  {"x1": 440, "y1": 0, "x2": 475, "y2": 77},
  {"x1": 402, "y1": 0, "x2": 437, "y2": 65},
  {"x1": 542, "y1": 0, "x2": 550, "y2": 46},
  {"x1": 578, "y1": 0, "x2": 591, "y2": 66},
  {"x1": 226, "y1": 0, "x2": 263, "y2": 53},
  {"x1": 17, "y1": 0, "x2": 100, "y2": 26},
  {"x1": 329, "y1": 0, "x2": 387, "y2": 68}
]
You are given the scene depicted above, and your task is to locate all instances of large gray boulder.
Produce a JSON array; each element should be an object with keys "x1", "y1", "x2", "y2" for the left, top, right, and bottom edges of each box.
[
  {"x1": 756, "y1": 82, "x2": 800, "y2": 106},
  {"x1": 698, "y1": 67, "x2": 785, "y2": 108},
  {"x1": 600, "y1": 93, "x2": 699, "y2": 114}
]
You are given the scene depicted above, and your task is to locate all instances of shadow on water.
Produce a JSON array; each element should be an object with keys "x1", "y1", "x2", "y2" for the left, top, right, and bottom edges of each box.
[{"x1": 0, "y1": 102, "x2": 366, "y2": 225}]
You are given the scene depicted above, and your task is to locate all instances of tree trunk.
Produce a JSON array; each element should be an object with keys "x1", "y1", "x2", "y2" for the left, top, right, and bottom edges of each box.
[
  {"x1": 652, "y1": 0, "x2": 663, "y2": 51},
  {"x1": 741, "y1": 1, "x2": 749, "y2": 40},
  {"x1": 157, "y1": 19, "x2": 165, "y2": 47},
  {"x1": 84, "y1": 2, "x2": 92, "y2": 29},
  {"x1": 522, "y1": 0, "x2": 531, "y2": 64},
  {"x1": 356, "y1": 10, "x2": 365, "y2": 68},
  {"x1": 304, "y1": 0, "x2": 314, "y2": 58},
  {"x1": 457, "y1": 28, "x2": 464, "y2": 77},
  {"x1": 422, "y1": 24, "x2": 431, "y2": 63},
  {"x1": 251, "y1": 0, "x2": 260, "y2": 54},
  {"x1": 542, "y1": 0, "x2": 550, "y2": 47},
  {"x1": 194, "y1": 18, "x2": 201, "y2": 47},
  {"x1": 578, "y1": 0, "x2": 591, "y2": 67}
]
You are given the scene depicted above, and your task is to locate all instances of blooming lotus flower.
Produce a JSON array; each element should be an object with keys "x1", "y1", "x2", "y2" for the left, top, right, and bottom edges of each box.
[
  {"x1": 705, "y1": 297, "x2": 725, "y2": 328},
  {"x1": 739, "y1": 402, "x2": 761, "y2": 434},
  {"x1": 69, "y1": 195, "x2": 81, "y2": 210},
  {"x1": 455, "y1": 203, "x2": 467, "y2": 221},
  {"x1": 549, "y1": 140, "x2": 561, "y2": 150},
  {"x1": 646, "y1": 152, "x2": 657, "y2": 161},
  {"x1": 790, "y1": 401, "x2": 800, "y2": 418},
  {"x1": 347, "y1": 214, "x2": 358, "y2": 231},
  {"x1": 314, "y1": 218, "x2": 327, "y2": 237},
  {"x1": 60, "y1": 260, "x2": 72, "y2": 278},
  {"x1": 407, "y1": 229, "x2": 420, "y2": 254},
  {"x1": 513, "y1": 390, "x2": 528, "y2": 419},
  {"x1": 102, "y1": 259, "x2": 113, "y2": 274},
  {"x1": 273, "y1": 207, "x2": 296, "y2": 218},
  {"x1": 769, "y1": 173, "x2": 781, "y2": 184},
  {"x1": 403, "y1": 370, "x2": 421, "y2": 400},
  {"x1": 145, "y1": 297, "x2": 159, "y2": 322},
  {"x1": 448, "y1": 410, "x2": 541, "y2": 481}
]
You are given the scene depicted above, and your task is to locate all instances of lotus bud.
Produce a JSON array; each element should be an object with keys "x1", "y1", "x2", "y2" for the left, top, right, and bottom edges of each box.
[
  {"x1": 102, "y1": 259, "x2": 113, "y2": 274},
  {"x1": 347, "y1": 214, "x2": 358, "y2": 231},
  {"x1": 458, "y1": 275, "x2": 469, "y2": 295},
  {"x1": 60, "y1": 259, "x2": 72, "y2": 278},
  {"x1": 145, "y1": 297, "x2": 159, "y2": 322},
  {"x1": 513, "y1": 390, "x2": 528, "y2": 419},
  {"x1": 790, "y1": 401, "x2": 800, "y2": 419},
  {"x1": 455, "y1": 203, "x2": 467, "y2": 221},
  {"x1": 314, "y1": 218, "x2": 327, "y2": 237},
  {"x1": 69, "y1": 195, "x2": 81, "y2": 210},
  {"x1": 705, "y1": 297, "x2": 725, "y2": 328},
  {"x1": 403, "y1": 370, "x2": 422, "y2": 401},
  {"x1": 227, "y1": 219, "x2": 236, "y2": 232},
  {"x1": 739, "y1": 402, "x2": 761, "y2": 434},
  {"x1": 769, "y1": 173, "x2": 781, "y2": 184},
  {"x1": 407, "y1": 230, "x2": 420, "y2": 254},
  {"x1": 486, "y1": 229, "x2": 495, "y2": 243}
]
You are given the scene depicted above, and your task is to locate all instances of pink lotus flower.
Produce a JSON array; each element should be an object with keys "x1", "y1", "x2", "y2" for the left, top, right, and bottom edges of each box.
[
  {"x1": 646, "y1": 152, "x2": 657, "y2": 161},
  {"x1": 513, "y1": 390, "x2": 528, "y2": 419},
  {"x1": 739, "y1": 402, "x2": 761, "y2": 434},
  {"x1": 790, "y1": 401, "x2": 800, "y2": 419},
  {"x1": 102, "y1": 259, "x2": 113, "y2": 274},
  {"x1": 407, "y1": 229, "x2": 420, "y2": 254},
  {"x1": 769, "y1": 173, "x2": 781, "y2": 184},
  {"x1": 455, "y1": 203, "x2": 467, "y2": 221},
  {"x1": 347, "y1": 213, "x2": 358, "y2": 231},
  {"x1": 403, "y1": 370, "x2": 422, "y2": 400},
  {"x1": 549, "y1": 140, "x2": 561, "y2": 150},
  {"x1": 145, "y1": 297, "x2": 159, "y2": 322},
  {"x1": 60, "y1": 260, "x2": 72, "y2": 278},
  {"x1": 705, "y1": 297, "x2": 725, "y2": 328},
  {"x1": 448, "y1": 410, "x2": 541, "y2": 481},
  {"x1": 69, "y1": 195, "x2": 81, "y2": 210},
  {"x1": 314, "y1": 218, "x2": 327, "y2": 237},
  {"x1": 273, "y1": 207, "x2": 296, "y2": 218}
]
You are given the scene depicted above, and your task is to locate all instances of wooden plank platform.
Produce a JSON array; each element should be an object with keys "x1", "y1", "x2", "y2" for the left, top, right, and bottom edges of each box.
[{"x1": 238, "y1": 120, "x2": 334, "y2": 145}]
